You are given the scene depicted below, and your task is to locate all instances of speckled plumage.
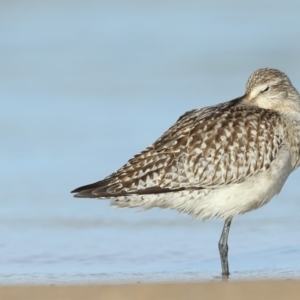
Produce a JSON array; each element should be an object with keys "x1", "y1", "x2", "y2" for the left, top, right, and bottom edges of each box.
[
  {"x1": 72, "y1": 68, "x2": 300, "y2": 220},
  {"x1": 72, "y1": 68, "x2": 300, "y2": 277}
]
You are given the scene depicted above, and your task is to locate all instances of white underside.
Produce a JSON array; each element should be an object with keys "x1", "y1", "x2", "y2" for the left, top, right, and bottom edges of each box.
[{"x1": 108, "y1": 146, "x2": 292, "y2": 220}]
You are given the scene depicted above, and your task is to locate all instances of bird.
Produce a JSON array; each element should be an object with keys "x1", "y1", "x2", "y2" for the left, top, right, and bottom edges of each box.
[{"x1": 72, "y1": 68, "x2": 300, "y2": 278}]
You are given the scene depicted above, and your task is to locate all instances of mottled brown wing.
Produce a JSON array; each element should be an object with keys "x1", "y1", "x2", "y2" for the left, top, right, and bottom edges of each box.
[{"x1": 72, "y1": 100, "x2": 285, "y2": 198}]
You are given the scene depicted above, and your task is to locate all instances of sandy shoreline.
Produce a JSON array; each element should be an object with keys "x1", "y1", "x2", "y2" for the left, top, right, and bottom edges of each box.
[{"x1": 1, "y1": 280, "x2": 300, "y2": 300}]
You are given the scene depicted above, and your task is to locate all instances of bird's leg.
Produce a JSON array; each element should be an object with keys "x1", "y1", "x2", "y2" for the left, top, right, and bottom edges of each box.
[{"x1": 218, "y1": 218, "x2": 232, "y2": 278}]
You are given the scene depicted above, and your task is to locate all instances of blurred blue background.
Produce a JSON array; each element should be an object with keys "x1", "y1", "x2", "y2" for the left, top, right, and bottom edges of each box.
[{"x1": 1, "y1": 0, "x2": 300, "y2": 284}]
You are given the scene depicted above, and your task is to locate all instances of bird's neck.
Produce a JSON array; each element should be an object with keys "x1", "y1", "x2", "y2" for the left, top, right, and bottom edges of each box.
[{"x1": 284, "y1": 115, "x2": 300, "y2": 169}]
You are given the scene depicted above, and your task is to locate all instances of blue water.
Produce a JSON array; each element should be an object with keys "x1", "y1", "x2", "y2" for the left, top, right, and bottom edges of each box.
[{"x1": 1, "y1": 0, "x2": 300, "y2": 285}]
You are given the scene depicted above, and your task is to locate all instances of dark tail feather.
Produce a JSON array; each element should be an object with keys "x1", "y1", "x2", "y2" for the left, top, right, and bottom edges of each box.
[
  {"x1": 73, "y1": 189, "x2": 99, "y2": 198},
  {"x1": 72, "y1": 180, "x2": 189, "y2": 199},
  {"x1": 71, "y1": 178, "x2": 113, "y2": 198}
]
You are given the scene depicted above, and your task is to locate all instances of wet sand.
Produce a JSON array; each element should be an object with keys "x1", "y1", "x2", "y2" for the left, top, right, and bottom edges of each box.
[{"x1": 1, "y1": 280, "x2": 299, "y2": 300}]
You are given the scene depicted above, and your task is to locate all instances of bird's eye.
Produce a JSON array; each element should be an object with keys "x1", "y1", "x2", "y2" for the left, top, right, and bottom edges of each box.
[{"x1": 261, "y1": 86, "x2": 269, "y2": 93}]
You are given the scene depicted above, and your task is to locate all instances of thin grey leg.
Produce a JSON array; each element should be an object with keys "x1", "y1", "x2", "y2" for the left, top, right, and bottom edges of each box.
[{"x1": 218, "y1": 218, "x2": 232, "y2": 278}]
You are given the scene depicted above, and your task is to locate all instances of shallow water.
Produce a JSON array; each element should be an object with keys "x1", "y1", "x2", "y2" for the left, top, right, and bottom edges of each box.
[{"x1": 1, "y1": 0, "x2": 300, "y2": 285}]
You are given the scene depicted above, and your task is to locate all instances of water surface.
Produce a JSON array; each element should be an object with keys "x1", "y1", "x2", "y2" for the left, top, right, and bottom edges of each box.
[{"x1": 1, "y1": 0, "x2": 300, "y2": 285}]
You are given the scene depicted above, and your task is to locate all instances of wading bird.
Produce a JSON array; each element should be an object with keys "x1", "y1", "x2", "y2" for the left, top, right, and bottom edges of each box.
[{"x1": 72, "y1": 68, "x2": 300, "y2": 277}]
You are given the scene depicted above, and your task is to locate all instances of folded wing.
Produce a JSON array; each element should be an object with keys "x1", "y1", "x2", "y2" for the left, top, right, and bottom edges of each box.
[{"x1": 72, "y1": 99, "x2": 285, "y2": 198}]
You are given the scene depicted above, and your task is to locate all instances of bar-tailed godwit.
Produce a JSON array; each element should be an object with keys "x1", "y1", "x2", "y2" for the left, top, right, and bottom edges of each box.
[{"x1": 72, "y1": 68, "x2": 300, "y2": 277}]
